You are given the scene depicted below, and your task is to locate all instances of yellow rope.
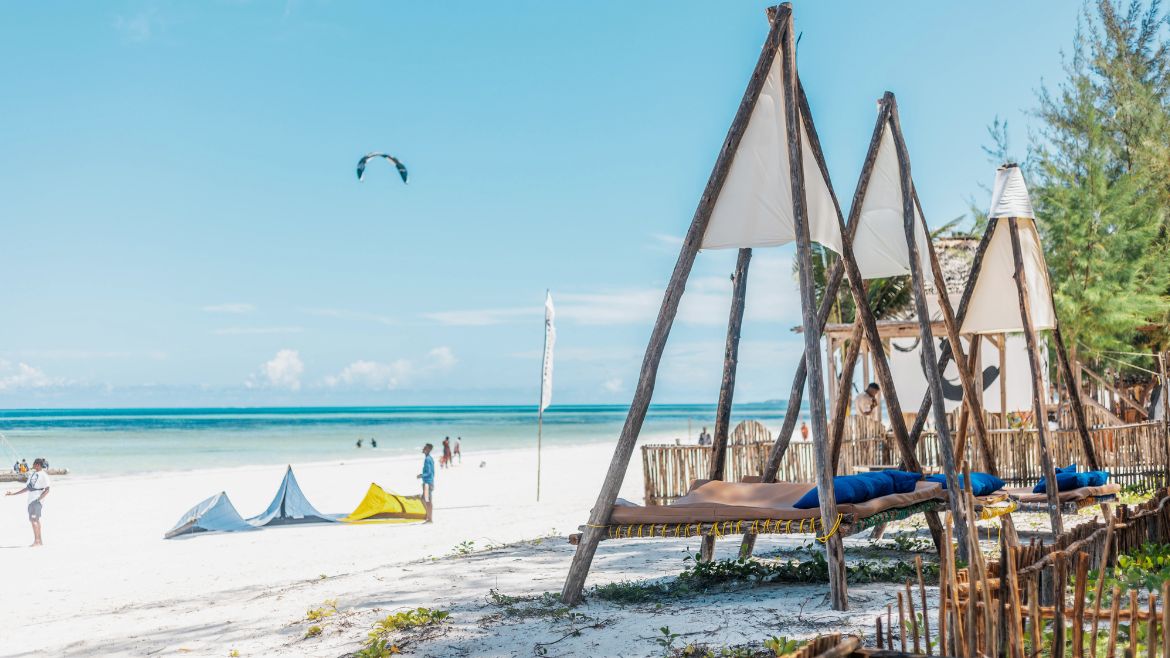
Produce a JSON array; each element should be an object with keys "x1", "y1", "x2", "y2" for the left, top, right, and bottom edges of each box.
[{"x1": 815, "y1": 514, "x2": 844, "y2": 543}]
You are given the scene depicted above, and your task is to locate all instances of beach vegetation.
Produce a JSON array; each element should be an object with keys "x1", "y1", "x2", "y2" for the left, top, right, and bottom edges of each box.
[
  {"x1": 306, "y1": 598, "x2": 338, "y2": 621},
  {"x1": 355, "y1": 606, "x2": 448, "y2": 656},
  {"x1": 486, "y1": 589, "x2": 575, "y2": 621},
  {"x1": 655, "y1": 626, "x2": 682, "y2": 655},
  {"x1": 228, "y1": 651, "x2": 240, "y2": 657},
  {"x1": 450, "y1": 540, "x2": 475, "y2": 556},
  {"x1": 304, "y1": 625, "x2": 323, "y2": 639}
]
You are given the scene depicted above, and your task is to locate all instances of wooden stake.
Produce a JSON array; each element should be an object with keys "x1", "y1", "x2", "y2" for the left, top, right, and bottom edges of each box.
[
  {"x1": 1161, "y1": 580, "x2": 1169, "y2": 658},
  {"x1": 1009, "y1": 546, "x2": 1026, "y2": 658},
  {"x1": 1106, "y1": 585, "x2": 1121, "y2": 658},
  {"x1": 888, "y1": 98, "x2": 970, "y2": 551},
  {"x1": 1006, "y1": 216, "x2": 1064, "y2": 535},
  {"x1": 779, "y1": 5, "x2": 847, "y2": 611},
  {"x1": 1145, "y1": 593, "x2": 1155, "y2": 658},
  {"x1": 829, "y1": 319, "x2": 865, "y2": 469},
  {"x1": 898, "y1": 591, "x2": 908, "y2": 653},
  {"x1": 700, "y1": 248, "x2": 751, "y2": 562},
  {"x1": 1053, "y1": 551, "x2": 1067, "y2": 658},
  {"x1": 1030, "y1": 579, "x2": 1043, "y2": 658},
  {"x1": 1128, "y1": 589, "x2": 1139, "y2": 658},
  {"x1": 917, "y1": 555, "x2": 933, "y2": 656},
  {"x1": 1071, "y1": 551, "x2": 1089, "y2": 658},
  {"x1": 559, "y1": 5, "x2": 789, "y2": 606},
  {"x1": 907, "y1": 580, "x2": 921, "y2": 654},
  {"x1": 1052, "y1": 325, "x2": 1101, "y2": 471},
  {"x1": 1089, "y1": 517, "x2": 1116, "y2": 658}
]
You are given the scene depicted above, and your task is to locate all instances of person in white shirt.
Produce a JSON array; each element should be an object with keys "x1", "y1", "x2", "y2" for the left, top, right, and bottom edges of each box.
[
  {"x1": 853, "y1": 383, "x2": 881, "y2": 421},
  {"x1": 6, "y1": 457, "x2": 50, "y2": 547}
]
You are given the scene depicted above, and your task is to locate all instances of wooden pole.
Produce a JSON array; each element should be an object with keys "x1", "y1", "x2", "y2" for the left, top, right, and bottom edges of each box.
[
  {"x1": 700, "y1": 248, "x2": 752, "y2": 562},
  {"x1": 537, "y1": 407, "x2": 543, "y2": 502},
  {"x1": 559, "y1": 5, "x2": 789, "y2": 606},
  {"x1": 886, "y1": 100, "x2": 971, "y2": 547},
  {"x1": 737, "y1": 74, "x2": 867, "y2": 558},
  {"x1": 999, "y1": 334, "x2": 1009, "y2": 429},
  {"x1": 779, "y1": 5, "x2": 847, "y2": 611},
  {"x1": 1161, "y1": 352, "x2": 1170, "y2": 485},
  {"x1": 829, "y1": 319, "x2": 865, "y2": 470},
  {"x1": 955, "y1": 337, "x2": 980, "y2": 465},
  {"x1": 906, "y1": 219, "x2": 1000, "y2": 446},
  {"x1": 919, "y1": 193, "x2": 996, "y2": 473},
  {"x1": 1052, "y1": 325, "x2": 1101, "y2": 470},
  {"x1": 1006, "y1": 216, "x2": 1064, "y2": 535}
]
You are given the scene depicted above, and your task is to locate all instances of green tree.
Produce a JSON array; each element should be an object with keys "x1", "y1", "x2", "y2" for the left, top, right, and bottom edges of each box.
[{"x1": 1029, "y1": 0, "x2": 1170, "y2": 362}]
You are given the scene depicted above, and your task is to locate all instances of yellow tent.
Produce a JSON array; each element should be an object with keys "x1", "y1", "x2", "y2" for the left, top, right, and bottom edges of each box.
[{"x1": 342, "y1": 483, "x2": 427, "y2": 524}]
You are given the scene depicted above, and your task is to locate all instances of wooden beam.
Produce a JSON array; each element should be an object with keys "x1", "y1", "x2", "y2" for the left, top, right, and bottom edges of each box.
[
  {"x1": 998, "y1": 333, "x2": 1008, "y2": 428},
  {"x1": 700, "y1": 248, "x2": 751, "y2": 562},
  {"x1": 815, "y1": 320, "x2": 948, "y2": 340},
  {"x1": 830, "y1": 319, "x2": 865, "y2": 469},
  {"x1": 559, "y1": 5, "x2": 788, "y2": 606},
  {"x1": 907, "y1": 218, "x2": 999, "y2": 446},
  {"x1": 780, "y1": 5, "x2": 847, "y2": 611},
  {"x1": 1006, "y1": 216, "x2": 1064, "y2": 534},
  {"x1": 737, "y1": 74, "x2": 865, "y2": 559},
  {"x1": 1053, "y1": 326, "x2": 1102, "y2": 469},
  {"x1": 887, "y1": 98, "x2": 970, "y2": 552}
]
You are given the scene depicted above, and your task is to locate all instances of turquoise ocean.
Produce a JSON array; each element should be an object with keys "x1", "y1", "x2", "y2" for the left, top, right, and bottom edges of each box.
[{"x1": 0, "y1": 403, "x2": 800, "y2": 477}]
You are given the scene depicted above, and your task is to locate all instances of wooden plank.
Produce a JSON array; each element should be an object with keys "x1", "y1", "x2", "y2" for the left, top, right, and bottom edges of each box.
[
  {"x1": 779, "y1": 4, "x2": 847, "y2": 611},
  {"x1": 701, "y1": 248, "x2": 752, "y2": 561},
  {"x1": 1007, "y1": 216, "x2": 1064, "y2": 535},
  {"x1": 558, "y1": 5, "x2": 789, "y2": 606}
]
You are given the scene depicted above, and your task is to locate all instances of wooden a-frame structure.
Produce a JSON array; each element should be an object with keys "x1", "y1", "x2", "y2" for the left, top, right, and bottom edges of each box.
[{"x1": 561, "y1": 5, "x2": 973, "y2": 611}]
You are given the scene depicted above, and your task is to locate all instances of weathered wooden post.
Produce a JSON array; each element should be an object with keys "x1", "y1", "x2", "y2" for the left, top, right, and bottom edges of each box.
[
  {"x1": 1006, "y1": 216, "x2": 1064, "y2": 534},
  {"x1": 778, "y1": 5, "x2": 848, "y2": 610},
  {"x1": 700, "y1": 248, "x2": 751, "y2": 562},
  {"x1": 558, "y1": 7, "x2": 789, "y2": 606}
]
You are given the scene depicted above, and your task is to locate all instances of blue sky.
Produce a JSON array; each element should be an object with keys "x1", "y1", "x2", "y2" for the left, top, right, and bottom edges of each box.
[{"x1": 0, "y1": 1, "x2": 1081, "y2": 407}]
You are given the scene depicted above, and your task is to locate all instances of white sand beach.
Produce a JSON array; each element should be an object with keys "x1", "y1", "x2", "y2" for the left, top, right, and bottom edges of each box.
[
  {"x1": 0, "y1": 441, "x2": 924, "y2": 657},
  {"x1": 0, "y1": 441, "x2": 1074, "y2": 658}
]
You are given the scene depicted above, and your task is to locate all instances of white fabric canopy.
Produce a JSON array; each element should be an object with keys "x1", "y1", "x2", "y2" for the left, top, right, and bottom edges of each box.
[
  {"x1": 988, "y1": 165, "x2": 1035, "y2": 219},
  {"x1": 701, "y1": 51, "x2": 842, "y2": 253},
  {"x1": 962, "y1": 167, "x2": 1054, "y2": 334},
  {"x1": 850, "y1": 121, "x2": 932, "y2": 280}
]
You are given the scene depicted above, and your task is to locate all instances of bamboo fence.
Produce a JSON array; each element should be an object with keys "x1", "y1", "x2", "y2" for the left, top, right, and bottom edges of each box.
[
  {"x1": 642, "y1": 420, "x2": 1168, "y2": 505},
  {"x1": 874, "y1": 491, "x2": 1170, "y2": 658}
]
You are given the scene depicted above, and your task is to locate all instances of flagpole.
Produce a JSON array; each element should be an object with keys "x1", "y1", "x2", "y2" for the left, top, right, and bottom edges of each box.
[{"x1": 537, "y1": 289, "x2": 550, "y2": 502}]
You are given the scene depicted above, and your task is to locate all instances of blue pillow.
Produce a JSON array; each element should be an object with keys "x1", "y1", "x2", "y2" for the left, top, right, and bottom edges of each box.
[
  {"x1": 1058, "y1": 464, "x2": 1077, "y2": 474},
  {"x1": 882, "y1": 470, "x2": 924, "y2": 494},
  {"x1": 926, "y1": 472, "x2": 1006, "y2": 497},
  {"x1": 1084, "y1": 470, "x2": 1110, "y2": 487},
  {"x1": 1038, "y1": 468, "x2": 1099, "y2": 489},
  {"x1": 794, "y1": 474, "x2": 886, "y2": 509}
]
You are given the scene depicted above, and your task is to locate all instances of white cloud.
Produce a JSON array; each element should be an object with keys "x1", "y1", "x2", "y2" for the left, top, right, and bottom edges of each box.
[
  {"x1": 203, "y1": 303, "x2": 255, "y2": 314},
  {"x1": 423, "y1": 307, "x2": 535, "y2": 327},
  {"x1": 0, "y1": 361, "x2": 65, "y2": 391},
  {"x1": 324, "y1": 347, "x2": 457, "y2": 390},
  {"x1": 648, "y1": 233, "x2": 684, "y2": 252},
  {"x1": 6, "y1": 349, "x2": 167, "y2": 360},
  {"x1": 249, "y1": 349, "x2": 304, "y2": 390},
  {"x1": 113, "y1": 10, "x2": 158, "y2": 42},
  {"x1": 602, "y1": 377, "x2": 623, "y2": 393},
  {"x1": 301, "y1": 308, "x2": 396, "y2": 326},
  {"x1": 214, "y1": 326, "x2": 304, "y2": 336}
]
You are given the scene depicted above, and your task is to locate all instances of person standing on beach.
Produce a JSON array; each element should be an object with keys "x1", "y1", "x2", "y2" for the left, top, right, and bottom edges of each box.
[
  {"x1": 5, "y1": 457, "x2": 50, "y2": 546},
  {"x1": 441, "y1": 437, "x2": 452, "y2": 468},
  {"x1": 416, "y1": 443, "x2": 435, "y2": 523},
  {"x1": 800, "y1": 422, "x2": 809, "y2": 440},
  {"x1": 454, "y1": 437, "x2": 462, "y2": 464}
]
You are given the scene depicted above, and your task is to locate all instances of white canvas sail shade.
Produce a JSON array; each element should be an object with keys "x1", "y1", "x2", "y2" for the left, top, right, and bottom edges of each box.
[
  {"x1": 701, "y1": 50, "x2": 842, "y2": 253},
  {"x1": 960, "y1": 219, "x2": 1055, "y2": 334},
  {"x1": 850, "y1": 120, "x2": 932, "y2": 280}
]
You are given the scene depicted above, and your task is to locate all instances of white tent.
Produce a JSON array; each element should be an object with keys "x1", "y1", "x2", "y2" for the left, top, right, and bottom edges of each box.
[
  {"x1": 700, "y1": 46, "x2": 842, "y2": 253},
  {"x1": 961, "y1": 166, "x2": 1056, "y2": 334}
]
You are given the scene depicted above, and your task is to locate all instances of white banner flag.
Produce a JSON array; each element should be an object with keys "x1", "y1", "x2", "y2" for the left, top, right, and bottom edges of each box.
[{"x1": 540, "y1": 291, "x2": 556, "y2": 412}]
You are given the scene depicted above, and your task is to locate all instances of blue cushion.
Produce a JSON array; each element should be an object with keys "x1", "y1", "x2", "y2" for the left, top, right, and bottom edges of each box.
[
  {"x1": 882, "y1": 470, "x2": 924, "y2": 494},
  {"x1": 926, "y1": 472, "x2": 1006, "y2": 497},
  {"x1": 1034, "y1": 471, "x2": 1087, "y2": 493},
  {"x1": 794, "y1": 473, "x2": 898, "y2": 509},
  {"x1": 1084, "y1": 470, "x2": 1110, "y2": 486},
  {"x1": 1057, "y1": 464, "x2": 1077, "y2": 474}
]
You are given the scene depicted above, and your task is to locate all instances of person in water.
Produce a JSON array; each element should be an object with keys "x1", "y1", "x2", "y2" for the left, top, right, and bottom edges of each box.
[
  {"x1": 356, "y1": 438, "x2": 363, "y2": 449},
  {"x1": 371, "y1": 438, "x2": 377, "y2": 448},
  {"x1": 416, "y1": 443, "x2": 434, "y2": 523},
  {"x1": 6, "y1": 457, "x2": 51, "y2": 546}
]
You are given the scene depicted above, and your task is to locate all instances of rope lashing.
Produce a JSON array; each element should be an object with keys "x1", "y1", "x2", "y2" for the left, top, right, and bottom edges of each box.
[{"x1": 815, "y1": 514, "x2": 844, "y2": 543}]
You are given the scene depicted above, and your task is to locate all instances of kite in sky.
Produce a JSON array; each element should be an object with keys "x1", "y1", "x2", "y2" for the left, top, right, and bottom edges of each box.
[{"x1": 356, "y1": 152, "x2": 408, "y2": 184}]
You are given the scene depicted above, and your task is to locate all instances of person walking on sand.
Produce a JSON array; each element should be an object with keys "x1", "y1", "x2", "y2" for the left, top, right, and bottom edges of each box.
[
  {"x1": 416, "y1": 443, "x2": 435, "y2": 523},
  {"x1": 6, "y1": 457, "x2": 51, "y2": 546},
  {"x1": 454, "y1": 437, "x2": 462, "y2": 464},
  {"x1": 800, "y1": 421, "x2": 809, "y2": 440},
  {"x1": 441, "y1": 437, "x2": 452, "y2": 468}
]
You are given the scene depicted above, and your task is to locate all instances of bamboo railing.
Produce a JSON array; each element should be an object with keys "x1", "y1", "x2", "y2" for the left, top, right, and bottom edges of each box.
[{"x1": 642, "y1": 419, "x2": 1168, "y2": 505}]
